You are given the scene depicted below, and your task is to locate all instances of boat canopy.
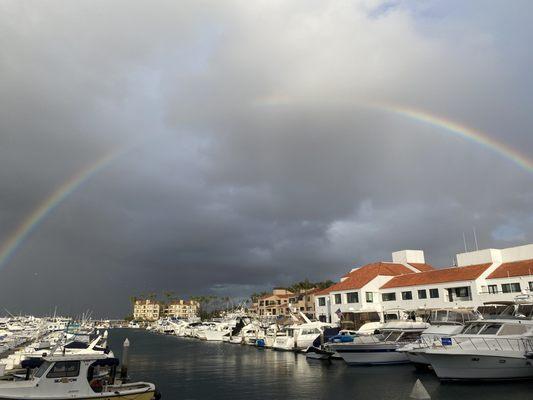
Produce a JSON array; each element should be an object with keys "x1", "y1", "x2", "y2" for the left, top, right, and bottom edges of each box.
[{"x1": 91, "y1": 357, "x2": 119, "y2": 367}]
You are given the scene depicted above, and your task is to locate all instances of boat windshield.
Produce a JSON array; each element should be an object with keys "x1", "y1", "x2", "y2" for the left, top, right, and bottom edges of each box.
[
  {"x1": 399, "y1": 331, "x2": 422, "y2": 342},
  {"x1": 430, "y1": 310, "x2": 477, "y2": 324},
  {"x1": 478, "y1": 323, "x2": 502, "y2": 335},
  {"x1": 461, "y1": 322, "x2": 502, "y2": 335},
  {"x1": 34, "y1": 361, "x2": 51, "y2": 378},
  {"x1": 461, "y1": 323, "x2": 485, "y2": 334},
  {"x1": 516, "y1": 304, "x2": 533, "y2": 318},
  {"x1": 383, "y1": 331, "x2": 402, "y2": 342}
]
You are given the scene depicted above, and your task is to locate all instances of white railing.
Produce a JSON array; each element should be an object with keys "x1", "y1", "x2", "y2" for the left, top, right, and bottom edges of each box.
[{"x1": 435, "y1": 336, "x2": 533, "y2": 353}]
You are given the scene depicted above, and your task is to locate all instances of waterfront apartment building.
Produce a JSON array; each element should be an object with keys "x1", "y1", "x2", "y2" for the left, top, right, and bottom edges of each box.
[
  {"x1": 133, "y1": 298, "x2": 199, "y2": 321},
  {"x1": 251, "y1": 288, "x2": 318, "y2": 318},
  {"x1": 315, "y1": 244, "x2": 533, "y2": 329},
  {"x1": 133, "y1": 299, "x2": 162, "y2": 321},
  {"x1": 162, "y1": 300, "x2": 199, "y2": 319}
]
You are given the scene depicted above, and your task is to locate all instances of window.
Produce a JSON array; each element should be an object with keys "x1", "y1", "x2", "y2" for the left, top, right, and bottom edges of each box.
[
  {"x1": 417, "y1": 289, "x2": 427, "y2": 299},
  {"x1": 429, "y1": 289, "x2": 439, "y2": 298},
  {"x1": 259, "y1": 301, "x2": 264, "y2": 306},
  {"x1": 382, "y1": 292, "x2": 396, "y2": 302},
  {"x1": 347, "y1": 292, "x2": 359, "y2": 303},
  {"x1": 529, "y1": 282, "x2": 533, "y2": 291},
  {"x1": 365, "y1": 292, "x2": 373, "y2": 303},
  {"x1": 462, "y1": 323, "x2": 484, "y2": 334},
  {"x1": 448, "y1": 286, "x2": 470, "y2": 301},
  {"x1": 480, "y1": 323, "x2": 502, "y2": 335},
  {"x1": 499, "y1": 324, "x2": 528, "y2": 336},
  {"x1": 334, "y1": 294, "x2": 342, "y2": 304},
  {"x1": 318, "y1": 297, "x2": 326, "y2": 307},
  {"x1": 501, "y1": 283, "x2": 521, "y2": 293},
  {"x1": 401, "y1": 291, "x2": 413, "y2": 300},
  {"x1": 488, "y1": 285, "x2": 497, "y2": 294},
  {"x1": 46, "y1": 361, "x2": 80, "y2": 378},
  {"x1": 34, "y1": 361, "x2": 51, "y2": 378}
]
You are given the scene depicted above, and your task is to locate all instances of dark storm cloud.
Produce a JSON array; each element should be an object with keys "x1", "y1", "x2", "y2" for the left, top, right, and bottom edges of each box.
[{"x1": 0, "y1": 0, "x2": 531, "y2": 317}]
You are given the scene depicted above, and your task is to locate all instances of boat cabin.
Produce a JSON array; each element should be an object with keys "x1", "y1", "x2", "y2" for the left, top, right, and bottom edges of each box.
[{"x1": 0, "y1": 354, "x2": 130, "y2": 399}]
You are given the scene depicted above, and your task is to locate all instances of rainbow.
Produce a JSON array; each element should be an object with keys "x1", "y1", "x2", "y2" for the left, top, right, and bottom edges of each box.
[
  {"x1": 255, "y1": 96, "x2": 533, "y2": 173},
  {"x1": 377, "y1": 104, "x2": 533, "y2": 174},
  {"x1": 0, "y1": 146, "x2": 129, "y2": 270}
]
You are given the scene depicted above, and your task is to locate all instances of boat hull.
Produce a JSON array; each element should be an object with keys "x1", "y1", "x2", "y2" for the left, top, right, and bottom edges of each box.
[
  {"x1": 404, "y1": 349, "x2": 431, "y2": 366},
  {"x1": 331, "y1": 343, "x2": 408, "y2": 365},
  {"x1": 0, "y1": 391, "x2": 156, "y2": 400},
  {"x1": 305, "y1": 346, "x2": 332, "y2": 360},
  {"x1": 203, "y1": 330, "x2": 227, "y2": 342},
  {"x1": 424, "y1": 351, "x2": 533, "y2": 380}
]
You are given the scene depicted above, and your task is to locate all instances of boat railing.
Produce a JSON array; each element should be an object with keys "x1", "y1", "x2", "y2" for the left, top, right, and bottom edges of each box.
[{"x1": 439, "y1": 336, "x2": 533, "y2": 353}]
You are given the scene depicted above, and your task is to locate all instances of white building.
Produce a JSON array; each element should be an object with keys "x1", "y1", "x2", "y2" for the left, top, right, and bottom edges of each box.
[{"x1": 315, "y1": 244, "x2": 533, "y2": 329}]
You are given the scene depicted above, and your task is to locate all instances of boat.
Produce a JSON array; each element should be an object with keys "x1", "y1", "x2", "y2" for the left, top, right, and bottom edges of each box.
[
  {"x1": 0, "y1": 353, "x2": 160, "y2": 399},
  {"x1": 272, "y1": 311, "x2": 338, "y2": 352},
  {"x1": 325, "y1": 321, "x2": 429, "y2": 365},
  {"x1": 423, "y1": 300, "x2": 533, "y2": 380},
  {"x1": 397, "y1": 309, "x2": 479, "y2": 368}
]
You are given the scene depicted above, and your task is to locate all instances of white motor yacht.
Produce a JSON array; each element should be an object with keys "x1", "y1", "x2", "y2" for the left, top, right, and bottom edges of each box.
[
  {"x1": 326, "y1": 321, "x2": 429, "y2": 365},
  {"x1": 398, "y1": 309, "x2": 479, "y2": 367},
  {"x1": 0, "y1": 353, "x2": 159, "y2": 400},
  {"x1": 423, "y1": 301, "x2": 533, "y2": 380}
]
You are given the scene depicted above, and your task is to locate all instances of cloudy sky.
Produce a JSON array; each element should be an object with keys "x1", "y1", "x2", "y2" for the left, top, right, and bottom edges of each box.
[{"x1": 0, "y1": 0, "x2": 531, "y2": 317}]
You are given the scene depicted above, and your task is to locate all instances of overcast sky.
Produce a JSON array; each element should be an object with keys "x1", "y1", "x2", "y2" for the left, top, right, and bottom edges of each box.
[{"x1": 0, "y1": 0, "x2": 531, "y2": 317}]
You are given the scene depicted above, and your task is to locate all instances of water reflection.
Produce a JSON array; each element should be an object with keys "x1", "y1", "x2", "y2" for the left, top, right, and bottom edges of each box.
[{"x1": 108, "y1": 329, "x2": 532, "y2": 400}]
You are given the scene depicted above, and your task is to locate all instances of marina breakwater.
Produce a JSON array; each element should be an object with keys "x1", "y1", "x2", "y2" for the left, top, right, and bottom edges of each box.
[{"x1": 107, "y1": 328, "x2": 533, "y2": 400}]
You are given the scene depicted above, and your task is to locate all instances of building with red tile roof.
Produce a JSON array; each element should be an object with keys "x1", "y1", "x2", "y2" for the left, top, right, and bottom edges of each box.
[{"x1": 314, "y1": 244, "x2": 533, "y2": 327}]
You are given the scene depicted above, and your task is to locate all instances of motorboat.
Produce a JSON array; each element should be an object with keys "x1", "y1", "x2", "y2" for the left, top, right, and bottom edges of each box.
[
  {"x1": 304, "y1": 327, "x2": 342, "y2": 360},
  {"x1": 325, "y1": 321, "x2": 429, "y2": 365},
  {"x1": 0, "y1": 353, "x2": 160, "y2": 399},
  {"x1": 398, "y1": 309, "x2": 479, "y2": 367},
  {"x1": 423, "y1": 301, "x2": 533, "y2": 380},
  {"x1": 203, "y1": 323, "x2": 232, "y2": 342},
  {"x1": 273, "y1": 311, "x2": 338, "y2": 351}
]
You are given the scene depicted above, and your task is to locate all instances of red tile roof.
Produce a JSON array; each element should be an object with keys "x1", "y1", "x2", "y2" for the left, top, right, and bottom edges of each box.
[
  {"x1": 486, "y1": 259, "x2": 533, "y2": 279},
  {"x1": 408, "y1": 263, "x2": 435, "y2": 272},
  {"x1": 314, "y1": 288, "x2": 332, "y2": 296},
  {"x1": 380, "y1": 263, "x2": 492, "y2": 289},
  {"x1": 321, "y1": 262, "x2": 416, "y2": 293}
]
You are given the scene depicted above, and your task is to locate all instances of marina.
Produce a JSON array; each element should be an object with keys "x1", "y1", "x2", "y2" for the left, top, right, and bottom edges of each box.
[
  {"x1": 2, "y1": 297, "x2": 533, "y2": 399},
  {"x1": 107, "y1": 328, "x2": 533, "y2": 400}
]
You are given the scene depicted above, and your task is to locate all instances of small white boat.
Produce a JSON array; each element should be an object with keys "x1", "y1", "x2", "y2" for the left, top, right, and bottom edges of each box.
[{"x1": 0, "y1": 353, "x2": 159, "y2": 399}]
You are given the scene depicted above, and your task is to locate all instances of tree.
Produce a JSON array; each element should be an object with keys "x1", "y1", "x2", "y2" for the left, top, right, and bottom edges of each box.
[{"x1": 316, "y1": 280, "x2": 334, "y2": 290}]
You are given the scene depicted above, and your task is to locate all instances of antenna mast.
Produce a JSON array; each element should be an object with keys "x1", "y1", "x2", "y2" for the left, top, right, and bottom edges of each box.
[{"x1": 472, "y1": 227, "x2": 479, "y2": 251}]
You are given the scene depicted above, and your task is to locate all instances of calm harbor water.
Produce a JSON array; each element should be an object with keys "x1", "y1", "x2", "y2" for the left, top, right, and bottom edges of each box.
[{"x1": 108, "y1": 329, "x2": 532, "y2": 400}]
